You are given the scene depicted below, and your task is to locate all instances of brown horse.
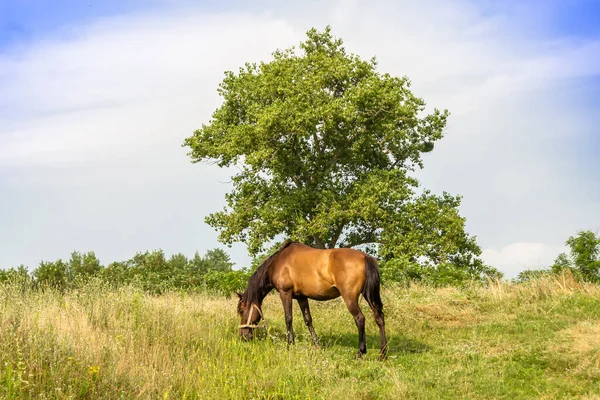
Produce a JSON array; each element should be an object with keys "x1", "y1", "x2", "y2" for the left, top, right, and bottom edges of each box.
[{"x1": 236, "y1": 240, "x2": 387, "y2": 360}]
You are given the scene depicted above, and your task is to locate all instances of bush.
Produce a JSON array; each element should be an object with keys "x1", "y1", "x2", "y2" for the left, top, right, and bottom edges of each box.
[
  {"x1": 380, "y1": 255, "x2": 503, "y2": 287},
  {"x1": 33, "y1": 259, "x2": 71, "y2": 290},
  {"x1": 516, "y1": 269, "x2": 551, "y2": 283}
]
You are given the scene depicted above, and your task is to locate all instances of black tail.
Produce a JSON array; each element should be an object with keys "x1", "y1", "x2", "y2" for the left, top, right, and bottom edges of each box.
[{"x1": 362, "y1": 255, "x2": 383, "y2": 313}]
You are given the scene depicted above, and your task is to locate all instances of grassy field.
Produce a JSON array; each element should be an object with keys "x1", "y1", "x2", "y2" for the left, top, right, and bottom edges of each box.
[{"x1": 2, "y1": 272, "x2": 600, "y2": 399}]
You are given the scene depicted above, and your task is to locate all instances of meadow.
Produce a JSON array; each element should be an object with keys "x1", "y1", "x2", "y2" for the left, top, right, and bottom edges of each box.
[{"x1": 2, "y1": 272, "x2": 600, "y2": 399}]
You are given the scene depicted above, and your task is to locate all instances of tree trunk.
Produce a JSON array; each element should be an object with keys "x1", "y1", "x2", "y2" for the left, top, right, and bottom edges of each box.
[{"x1": 313, "y1": 235, "x2": 326, "y2": 249}]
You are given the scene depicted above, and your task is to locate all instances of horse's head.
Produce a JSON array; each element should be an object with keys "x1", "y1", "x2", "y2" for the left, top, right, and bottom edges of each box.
[{"x1": 236, "y1": 292, "x2": 263, "y2": 341}]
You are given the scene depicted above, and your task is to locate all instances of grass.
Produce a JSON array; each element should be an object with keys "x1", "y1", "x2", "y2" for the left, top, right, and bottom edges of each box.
[{"x1": 2, "y1": 271, "x2": 600, "y2": 399}]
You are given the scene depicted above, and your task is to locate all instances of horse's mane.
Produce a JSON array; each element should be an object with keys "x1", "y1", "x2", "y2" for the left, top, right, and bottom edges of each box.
[{"x1": 243, "y1": 239, "x2": 299, "y2": 304}]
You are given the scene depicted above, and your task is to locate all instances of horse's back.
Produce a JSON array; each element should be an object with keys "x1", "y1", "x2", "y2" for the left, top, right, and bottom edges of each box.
[{"x1": 272, "y1": 243, "x2": 367, "y2": 300}]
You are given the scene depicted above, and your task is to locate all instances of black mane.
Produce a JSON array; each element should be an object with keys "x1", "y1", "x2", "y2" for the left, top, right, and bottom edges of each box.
[{"x1": 242, "y1": 240, "x2": 299, "y2": 304}]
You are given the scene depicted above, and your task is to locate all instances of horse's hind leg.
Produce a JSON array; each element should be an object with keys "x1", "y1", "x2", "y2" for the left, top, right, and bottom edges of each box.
[
  {"x1": 297, "y1": 296, "x2": 319, "y2": 346},
  {"x1": 367, "y1": 302, "x2": 388, "y2": 361},
  {"x1": 342, "y1": 295, "x2": 367, "y2": 358}
]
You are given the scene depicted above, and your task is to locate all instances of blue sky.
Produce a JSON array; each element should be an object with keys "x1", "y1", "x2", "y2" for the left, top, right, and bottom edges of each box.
[
  {"x1": 0, "y1": 0, "x2": 599, "y2": 277},
  {"x1": 2, "y1": 0, "x2": 599, "y2": 49},
  {"x1": 0, "y1": 1, "x2": 140, "y2": 49},
  {"x1": 0, "y1": 0, "x2": 241, "y2": 50}
]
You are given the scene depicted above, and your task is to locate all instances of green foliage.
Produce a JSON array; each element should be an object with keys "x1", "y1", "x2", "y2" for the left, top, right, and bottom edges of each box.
[
  {"x1": 203, "y1": 269, "x2": 252, "y2": 295},
  {"x1": 202, "y1": 248, "x2": 234, "y2": 272},
  {"x1": 69, "y1": 251, "x2": 102, "y2": 280},
  {"x1": 551, "y1": 252, "x2": 571, "y2": 274},
  {"x1": 516, "y1": 269, "x2": 550, "y2": 283},
  {"x1": 101, "y1": 261, "x2": 130, "y2": 287},
  {"x1": 566, "y1": 230, "x2": 600, "y2": 282},
  {"x1": 32, "y1": 252, "x2": 103, "y2": 290},
  {"x1": 183, "y1": 26, "x2": 490, "y2": 284},
  {"x1": 377, "y1": 191, "x2": 501, "y2": 284},
  {"x1": 514, "y1": 230, "x2": 600, "y2": 283},
  {"x1": 101, "y1": 248, "x2": 241, "y2": 294},
  {"x1": 2, "y1": 247, "x2": 247, "y2": 295},
  {"x1": 0, "y1": 265, "x2": 31, "y2": 286},
  {"x1": 33, "y1": 259, "x2": 71, "y2": 290}
]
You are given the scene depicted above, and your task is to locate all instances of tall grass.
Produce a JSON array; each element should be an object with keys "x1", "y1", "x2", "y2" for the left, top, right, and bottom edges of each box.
[{"x1": 2, "y1": 271, "x2": 600, "y2": 399}]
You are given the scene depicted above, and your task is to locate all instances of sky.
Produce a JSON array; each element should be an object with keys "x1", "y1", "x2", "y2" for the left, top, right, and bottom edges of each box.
[{"x1": 0, "y1": 0, "x2": 599, "y2": 278}]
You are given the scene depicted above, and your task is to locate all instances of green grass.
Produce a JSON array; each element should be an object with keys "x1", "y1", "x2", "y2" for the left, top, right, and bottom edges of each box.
[{"x1": 2, "y1": 272, "x2": 600, "y2": 399}]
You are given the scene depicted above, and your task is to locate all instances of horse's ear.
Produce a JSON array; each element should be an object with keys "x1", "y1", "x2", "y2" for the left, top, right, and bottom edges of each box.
[{"x1": 235, "y1": 291, "x2": 243, "y2": 299}]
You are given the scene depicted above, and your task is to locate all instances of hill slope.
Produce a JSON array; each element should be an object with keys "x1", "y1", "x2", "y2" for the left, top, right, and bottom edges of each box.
[{"x1": 1, "y1": 272, "x2": 599, "y2": 399}]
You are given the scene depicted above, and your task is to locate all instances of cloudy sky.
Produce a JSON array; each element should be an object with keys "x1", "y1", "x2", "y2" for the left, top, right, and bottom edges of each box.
[{"x1": 1, "y1": 0, "x2": 598, "y2": 278}]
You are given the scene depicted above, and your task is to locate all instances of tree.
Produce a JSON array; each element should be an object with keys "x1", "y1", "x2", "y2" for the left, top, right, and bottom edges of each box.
[
  {"x1": 102, "y1": 260, "x2": 131, "y2": 286},
  {"x1": 69, "y1": 251, "x2": 102, "y2": 279},
  {"x1": 183, "y1": 26, "x2": 492, "y2": 281},
  {"x1": 521, "y1": 230, "x2": 600, "y2": 283},
  {"x1": 33, "y1": 259, "x2": 71, "y2": 289},
  {"x1": 0, "y1": 265, "x2": 31, "y2": 284},
  {"x1": 377, "y1": 191, "x2": 500, "y2": 282},
  {"x1": 550, "y1": 252, "x2": 571, "y2": 274},
  {"x1": 203, "y1": 248, "x2": 234, "y2": 272},
  {"x1": 566, "y1": 230, "x2": 600, "y2": 282},
  {"x1": 516, "y1": 269, "x2": 550, "y2": 283},
  {"x1": 168, "y1": 253, "x2": 189, "y2": 271},
  {"x1": 188, "y1": 251, "x2": 209, "y2": 277}
]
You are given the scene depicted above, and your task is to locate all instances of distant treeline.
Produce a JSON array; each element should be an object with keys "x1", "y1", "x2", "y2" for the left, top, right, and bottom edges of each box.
[
  {"x1": 1, "y1": 245, "x2": 498, "y2": 294},
  {"x1": 0, "y1": 248, "x2": 252, "y2": 295},
  {"x1": 2, "y1": 230, "x2": 598, "y2": 294}
]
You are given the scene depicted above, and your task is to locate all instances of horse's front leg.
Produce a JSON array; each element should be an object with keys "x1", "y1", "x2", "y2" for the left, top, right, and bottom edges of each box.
[
  {"x1": 297, "y1": 296, "x2": 319, "y2": 346},
  {"x1": 279, "y1": 291, "x2": 295, "y2": 345}
]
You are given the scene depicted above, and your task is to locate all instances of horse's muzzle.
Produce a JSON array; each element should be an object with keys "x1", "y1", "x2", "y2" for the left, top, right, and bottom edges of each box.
[{"x1": 240, "y1": 327, "x2": 253, "y2": 341}]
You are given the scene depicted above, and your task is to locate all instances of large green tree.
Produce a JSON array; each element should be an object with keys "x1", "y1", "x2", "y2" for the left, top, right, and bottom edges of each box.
[{"x1": 184, "y1": 27, "x2": 494, "y2": 281}]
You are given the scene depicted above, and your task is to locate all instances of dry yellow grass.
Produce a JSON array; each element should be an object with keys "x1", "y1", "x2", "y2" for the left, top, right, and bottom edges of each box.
[
  {"x1": 2, "y1": 271, "x2": 600, "y2": 399},
  {"x1": 552, "y1": 321, "x2": 600, "y2": 373}
]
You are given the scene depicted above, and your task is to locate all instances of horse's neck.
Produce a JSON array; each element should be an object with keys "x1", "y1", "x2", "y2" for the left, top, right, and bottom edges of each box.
[
  {"x1": 255, "y1": 281, "x2": 273, "y2": 304},
  {"x1": 246, "y1": 274, "x2": 273, "y2": 305}
]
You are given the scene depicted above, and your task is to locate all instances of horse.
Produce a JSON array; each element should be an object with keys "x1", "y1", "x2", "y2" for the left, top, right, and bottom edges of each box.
[{"x1": 236, "y1": 239, "x2": 388, "y2": 360}]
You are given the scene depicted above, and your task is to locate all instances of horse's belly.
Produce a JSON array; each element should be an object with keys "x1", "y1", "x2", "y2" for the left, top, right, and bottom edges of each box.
[{"x1": 294, "y1": 285, "x2": 340, "y2": 301}]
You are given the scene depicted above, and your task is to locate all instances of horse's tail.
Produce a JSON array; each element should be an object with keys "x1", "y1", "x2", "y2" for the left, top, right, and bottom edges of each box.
[{"x1": 362, "y1": 255, "x2": 384, "y2": 313}]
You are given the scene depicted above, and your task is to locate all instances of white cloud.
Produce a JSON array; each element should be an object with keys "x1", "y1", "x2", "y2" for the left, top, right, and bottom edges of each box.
[
  {"x1": 0, "y1": 12, "x2": 304, "y2": 166},
  {"x1": 482, "y1": 242, "x2": 568, "y2": 279},
  {"x1": 0, "y1": 0, "x2": 598, "y2": 275}
]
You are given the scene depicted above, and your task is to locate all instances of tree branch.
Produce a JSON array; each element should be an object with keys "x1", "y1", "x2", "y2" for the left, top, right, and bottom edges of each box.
[
  {"x1": 312, "y1": 131, "x2": 321, "y2": 154},
  {"x1": 345, "y1": 239, "x2": 379, "y2": 248},
  {"x1": 343, "y1": 231, "x2": 379, "y2": 249}
]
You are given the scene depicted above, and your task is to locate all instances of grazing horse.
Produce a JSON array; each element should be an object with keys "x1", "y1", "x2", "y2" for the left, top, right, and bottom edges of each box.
[{"x1": 236, "y1": 240, "x2": 388, "y2": 360}]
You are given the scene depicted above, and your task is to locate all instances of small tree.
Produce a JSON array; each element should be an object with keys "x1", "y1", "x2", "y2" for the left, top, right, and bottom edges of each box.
[
  {"x1": 516, "y1": 269, "x2": 550, "y2": 283},
  {"x1": 550, "y1": 252, "x2": 571, "y2": 274},
  {"x1": 33, "y1": 259, "x2": 71, "y2": 289},
  {"x1": 566, "y1": 230, "x2": 600, "y2": 282},
  {"x1": 0, "y1": 265, "x2": 31, "y2": 285},
  {"x1": 101, "y1": 261, "x2": 131, "y2": 287},
  {"x1": 69, "y1": 251, "x2": 102, "y2": 280},
  {"x1": 189, "y1": 251, "x2": 208, "y2": 275},
  {"x1": 203, "y1": 248, "x2": 234, "y2": 272}
]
